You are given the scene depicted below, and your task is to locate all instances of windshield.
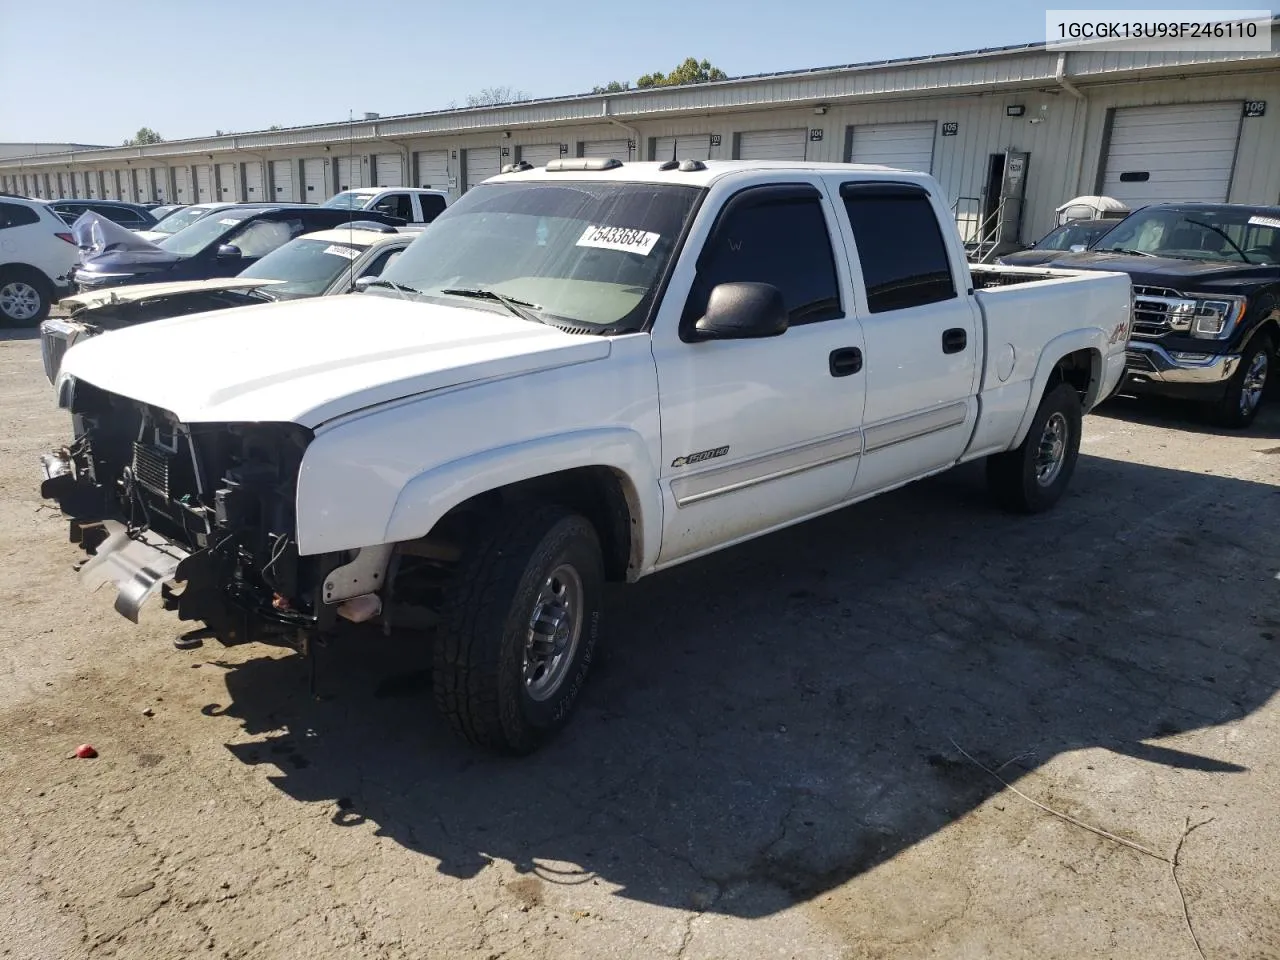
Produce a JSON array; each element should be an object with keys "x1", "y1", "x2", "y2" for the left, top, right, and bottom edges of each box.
[
  {"x1": 373, "y1": 180, "x2": 702, "y2": 331},
  {"x1": 237, "y1": 236, "x2": 373, "y2": 297},
  {"x1": 157, "y1": 211, "x2": 248, "y2": 255},
  {"x1": 1037, "y1": 221, "x2": 1113, "y2": 251},
  {"x1": 321, "y1": 191, "x2": 373, "y2": 210},
  {"x1": 1094, "y1": 206, "x2": 1280, "y2": 264},
  {"x1": 152, "y1": 205, "x2": 223, "y2": 236}
]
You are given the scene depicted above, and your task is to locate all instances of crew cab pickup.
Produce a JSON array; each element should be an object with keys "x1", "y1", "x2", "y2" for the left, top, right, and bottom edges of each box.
[
  {"x1": 40, "y1": 160, "x2": 1132, "y2": 754},
  {"x1": 1008, "y1": 202, "x2": 1280, "y2": 427}
]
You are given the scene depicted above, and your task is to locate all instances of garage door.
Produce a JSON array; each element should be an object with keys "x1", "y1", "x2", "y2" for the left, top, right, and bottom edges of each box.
[
  {"x1": 738, "y1": 128, "x2": 808, "y2": 161},
  {"x1": 336, "y1": 156, "x2": 363, "y2": 191},
  {"x1": 846, "y1": 121, "x2": 937, "y2": 172},
  {"x1": 1100, "y1": 103, "x2": 1241, "y2": 204},
  {"x1": 212, "y1": 163, "x2": 232, "y2": 200},
  {"x1": 652, "y1": 134, "x2": 712, "y2": 161},
  {"x1": 303, "y1": 158, "x2": 328, "y2": 200},
  {"x1": 517, "y1": 143, "x2": 562, "y2": 168},
  {"x1": 464, "y1": 147, "x2": 501, "y2": 190},
  {"x1": 193, "y1": 164, "x2": 212, "y2": 201},
  {"x1": 172, "y1": 167, "x2": 189, "y2": 201},
  {"x1": 148, "y1": 167, "x2": 165, "y2": 200},
  {"x1": 414, "y1": 150, "x2": 448, "y2": 190},
  {"x1": 374, "y1": 153, "x2": 403, "y2": 187},
  {"x1": 272, "y1": 160, "x2": 296, "y2": 201},
  {"x1": 581, "y1": 138, "x2": 630, "y2": 162},
  {"x1": 243, "y1": 161, "x2": 264, "y2": 199}
]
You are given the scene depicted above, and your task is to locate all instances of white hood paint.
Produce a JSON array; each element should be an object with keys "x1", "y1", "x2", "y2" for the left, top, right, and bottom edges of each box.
[
  {"x1": 61, "y1": 277, "x2": 284, "y2": 312},
  {"x1": 59, "y1": 295, "x2": 611, "y2": 427}
]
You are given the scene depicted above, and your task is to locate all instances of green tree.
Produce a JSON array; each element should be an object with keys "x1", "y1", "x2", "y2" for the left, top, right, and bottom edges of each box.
[
  {"x1": 636, "y1": 58, "x2": 727, "y2": 88},
  {"x1": 122, "y1": 126, "x2": 164, "y2": 146},
  {"x1": 591, "y1": 80, "x2": 631, "y2": 94}
]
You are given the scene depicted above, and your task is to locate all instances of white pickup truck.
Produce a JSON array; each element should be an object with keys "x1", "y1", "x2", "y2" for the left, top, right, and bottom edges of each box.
[{"x1": 40, "y1": 159, "x2": 1132, "y2": 753}]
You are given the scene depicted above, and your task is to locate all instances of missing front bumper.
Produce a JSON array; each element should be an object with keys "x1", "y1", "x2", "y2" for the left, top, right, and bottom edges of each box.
[{"x1": 76, "y1": 519, "x2": 191, "y2": 623}]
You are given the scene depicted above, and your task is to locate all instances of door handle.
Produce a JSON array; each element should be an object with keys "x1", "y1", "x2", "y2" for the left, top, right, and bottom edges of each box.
[
  {"x1": 829, "y1": 347, "x2": 863, "y2": 377},
  {"x1": 942, "y1": 328, "x2": 968, "y2": 354}
]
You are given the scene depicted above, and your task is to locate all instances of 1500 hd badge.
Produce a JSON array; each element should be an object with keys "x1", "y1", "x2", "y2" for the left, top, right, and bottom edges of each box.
[{"x1": 671, "y1": 446, "x2": 729, "y2": 468}]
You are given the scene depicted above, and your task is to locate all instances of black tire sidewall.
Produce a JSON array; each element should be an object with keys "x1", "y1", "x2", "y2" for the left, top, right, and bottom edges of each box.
[
  {"x1": 0, "y1": 268, "x2": 51, "y2": 325},
  {"x1": 496, "y1": 514, "x2": 604, "y2": 751},
  {"x1": 1016, "y1": 382, "x2": 1083, "y2": 511}
]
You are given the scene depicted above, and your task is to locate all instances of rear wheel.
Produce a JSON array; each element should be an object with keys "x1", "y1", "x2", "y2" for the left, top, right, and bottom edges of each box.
[
  {"x1": 433, "y1": 503, "x2": 604, "y2": 754},
  {"x1": 0, "y1": 268, "x2": 52, "y2": 325},
  {"x1": 1214, "y1": 335, "x2": 1271, "y2": 429},
  {"x1": 987, "y1": 381, "x2": 1083, "y2": 513}
]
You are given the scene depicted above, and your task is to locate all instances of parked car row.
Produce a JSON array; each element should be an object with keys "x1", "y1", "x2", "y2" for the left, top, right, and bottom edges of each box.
[{"x1": 38, "y1": 158, "x2": 1135, "y2": 753}]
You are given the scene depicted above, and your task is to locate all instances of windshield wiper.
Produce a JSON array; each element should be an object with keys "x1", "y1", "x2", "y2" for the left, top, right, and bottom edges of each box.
[
  {"x1": 362, "y1": 278, "x2": 423, "y2": 300},
  {"x1": 1182, "y1": 218, "x2": 1253, "y2": 263},
  {"x1": 1104, "y1": 247, "x2": 1158, "y2": 258},
  {"x1": 440, "y1": 287, "x2": 544, "y2": 325}
]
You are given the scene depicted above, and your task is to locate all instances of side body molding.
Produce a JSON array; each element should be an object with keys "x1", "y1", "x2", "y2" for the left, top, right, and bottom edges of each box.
[{"x1": 381, "y1": 427, "x2": 663, "y2": 575}]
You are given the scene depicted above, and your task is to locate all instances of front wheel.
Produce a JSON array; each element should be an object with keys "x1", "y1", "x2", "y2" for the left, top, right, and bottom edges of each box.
[
  {"x1": 433, "y1": 503, "x2": 604, "y2": 754},
  {"x1": 1214, "y1": 335, "x2": 1271, "y2": 429},
  {"x1": 986, "y1": 381, "x2": 1083, "y2": 513}
]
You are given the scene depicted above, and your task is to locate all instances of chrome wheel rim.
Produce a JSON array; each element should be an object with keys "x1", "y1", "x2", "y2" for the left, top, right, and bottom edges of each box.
[
  {"x1": 523, "y1": 563, "x2": 584, "y2": 701},
  {"x1": 1240, "y1": 350, "x2": 1268, "y2": 416},
  {"x1": 1035, "y1": 411, "x2": 1069, "y2": 487},
  {"x1": 0, "y1": 281, "x2": 40, "y2": 321}
]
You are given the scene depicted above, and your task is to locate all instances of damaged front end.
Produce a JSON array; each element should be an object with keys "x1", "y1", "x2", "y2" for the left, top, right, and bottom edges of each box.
[{"x1": 41, "y1": 379, "x2": 345, "y2": 646}]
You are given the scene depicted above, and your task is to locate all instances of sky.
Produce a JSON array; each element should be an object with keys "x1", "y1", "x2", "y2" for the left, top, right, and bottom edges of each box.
[{"x1": 0, "y1": 0, "x2": 1263, "y2": 145}]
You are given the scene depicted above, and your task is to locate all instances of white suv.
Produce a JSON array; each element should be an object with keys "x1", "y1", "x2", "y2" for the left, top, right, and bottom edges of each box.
[
  {"x1": 320, "y1": 188, "x2": 448, "y2": 224},
  {"x1": 0, "y1": 196, "x2": 79, "y2": 324}
]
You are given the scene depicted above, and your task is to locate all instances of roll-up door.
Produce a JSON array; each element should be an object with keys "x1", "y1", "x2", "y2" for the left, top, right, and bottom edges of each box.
[
  {"x1": 463, "y1": 147, "x2": 501, "y2": 191},
  {"x1": 738, "y1": 128, "x2": 808, "y2": 161},
  {"x1": 151, "y1": 167, "x2": 167, "y2": 200},
  {"x1": 846, "y1": 121, "x2": 937, "y2": 172},
  {"x1": 517, "y1": 143, "x2": 563, "y2": 168},
  {"x1": 652, "y1": 134, "x2": 712, "y2": 161},
  {"x1": 303, "y1": 158, "x2": 328, "y2": 200},
  {"x1": 243, "y1": 161, "x2": 264, "y2": 199},
  {"x1": 413, "y1": 150, "x2": 448, "y2": 189},
  {"x1": 173, "y1": 167, "x2": 190, "y2": 201},
  {"x1": 581, "y1": 138, "x2": 630, "y2": 162},
  {"x1": 336, "y1": 156, "x2": 363, "y2": 191},
  {"x1": 1100, "y1": 102, "x2": 1242, "y2": 204},
  {"x1": 72, "y1": 171, "x2": 85, "y2": 197},
  {"x1": 55, "y1": 172, "x2": 66, "y2": 197},
  {"x1": 195, "y1": 164, "x2": 213, "y2": 201},
  {"x1": 374, "y1": 153, "x2": 403, "y2": 187},
  {"x1": 271, "y1": 160, "x2": 296, "y2": 201},
  {"x1": 109, "y1": 171, "x2": 124, "y2": 200},
  {"x1": 216, "y1": 163, "x2": 236, "y2": 200}
]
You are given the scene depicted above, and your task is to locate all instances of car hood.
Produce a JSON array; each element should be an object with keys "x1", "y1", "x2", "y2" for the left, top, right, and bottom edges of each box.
[
  {"x1": 72, "y1": 211, "x2": 180, "y2": 268},
  {"x1": 995, "y1": 249, "x2": 1065, "y2": 267},
  {"x1": 133, "y1": 230, "x2": 167, "y2": 243},
  {"x1": 1029, "y1": 250, "x2": 1280, "y2": 292},
  {"x1": 62, "y1": 277, "x2": 285, "y2": 314},
  {"x1": 59, "y1": 294, "x2": 611, "y2": 428}
]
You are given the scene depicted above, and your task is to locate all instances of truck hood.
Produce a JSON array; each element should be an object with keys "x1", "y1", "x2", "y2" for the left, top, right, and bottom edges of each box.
[
  {"x1": 59, "y1": 294, "x2": 611, "y2": 428},
  {"x1": 1031, "y1": 250, "x2": 1280, "y2": 293},
  {"x1": 62, "y1": 277, "x2": 284, "y2": 314}
]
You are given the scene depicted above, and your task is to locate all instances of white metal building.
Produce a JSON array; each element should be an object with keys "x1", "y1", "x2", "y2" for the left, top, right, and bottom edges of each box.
[{"x1": 3, "y1": 35, "x2": 1279, "y2": 242}]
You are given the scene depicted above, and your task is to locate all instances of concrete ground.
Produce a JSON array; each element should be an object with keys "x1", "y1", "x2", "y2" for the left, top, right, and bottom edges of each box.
[{"x1": 1, "y1": 322, "x2": 1278, "y2": 960}]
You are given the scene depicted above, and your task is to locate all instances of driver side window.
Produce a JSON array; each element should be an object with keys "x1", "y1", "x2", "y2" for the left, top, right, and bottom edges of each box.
[{"x1": 681, "y1": 186, "x2": 843, "y2": 332}]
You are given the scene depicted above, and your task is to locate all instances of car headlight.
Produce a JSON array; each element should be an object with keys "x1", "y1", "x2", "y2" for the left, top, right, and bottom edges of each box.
[{"x1": 1190, "y1": 296, "x2": 1246, "y2": 339}]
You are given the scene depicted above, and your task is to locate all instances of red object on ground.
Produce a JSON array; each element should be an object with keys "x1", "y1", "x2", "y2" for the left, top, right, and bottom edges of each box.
[{"x1": 74, "y1": 744, "x2": 98, "y2": 759}]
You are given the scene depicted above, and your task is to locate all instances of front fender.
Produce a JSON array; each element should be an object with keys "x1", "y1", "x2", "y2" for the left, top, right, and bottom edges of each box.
[
  {"x1": 380, "y1": 427, "x2": 662, "y2": 570},
  {"x1": 1009, "y1": 329, "x2": 1108, "y2": 449}
]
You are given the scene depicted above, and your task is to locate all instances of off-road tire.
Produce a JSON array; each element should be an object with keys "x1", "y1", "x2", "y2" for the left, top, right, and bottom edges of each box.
[
  {"x1": 1214, "y1": 333, "x2": 1272, "y2": 429},
  {"x1": 433, "y1": 503, "x2": 604, "y2": 754},
  {"x1": 987, "y1": 381, "x2": 1083, "y2": 514}
]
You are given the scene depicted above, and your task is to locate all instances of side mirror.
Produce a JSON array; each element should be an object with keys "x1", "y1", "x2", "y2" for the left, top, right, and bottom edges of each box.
[
  {"x1": 351, "y1": 274, "x2": 378, "y2": 293},
  {"x1": 216, "y1": 244, "x2": 242, "y2": 260},
  {"x1": 1069, "y1": 244, "x2": 1087, "y2": 253},
  {"x1": 691, "y1": 282, "x2": 788, "y2": 341}
]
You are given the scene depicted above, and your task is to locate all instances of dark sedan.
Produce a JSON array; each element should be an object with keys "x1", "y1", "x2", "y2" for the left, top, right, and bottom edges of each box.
[
  {"x1": 48, "y1": 199, "x2": 158, "y2": 231},
  {"x1": 997, "y1": 219, "x2": 1121, "y2": 267},
  {"x1": 72, "y1": 204, "x2": 405, "y2": 292}
]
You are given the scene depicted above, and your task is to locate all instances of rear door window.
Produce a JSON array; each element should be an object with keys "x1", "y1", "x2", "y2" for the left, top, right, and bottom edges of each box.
[
  {"x1": 416, "y1": 194, "x2": 446, "y2": 222},
  {"x1": 0, "y1": 202, "x2": 40, "y2": 229},
  {"x1": 840, "y1": 183, "x2": 957, "y2": 313}
]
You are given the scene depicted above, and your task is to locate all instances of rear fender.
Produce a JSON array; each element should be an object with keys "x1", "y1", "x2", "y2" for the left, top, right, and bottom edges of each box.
[{"x1": 1009, "y1": 330, "x2": 1105, "y2": 448}]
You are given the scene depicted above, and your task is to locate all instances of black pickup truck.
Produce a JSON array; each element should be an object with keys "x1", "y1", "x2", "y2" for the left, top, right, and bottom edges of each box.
[{"x1": 1001, "y1": 202, "x2": 1280, "y2": 427}]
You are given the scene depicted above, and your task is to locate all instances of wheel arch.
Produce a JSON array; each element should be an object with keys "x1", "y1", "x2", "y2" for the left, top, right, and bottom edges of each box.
[{"x1": 1010, "y1": 336, "x2": 1103, "y2": 449}]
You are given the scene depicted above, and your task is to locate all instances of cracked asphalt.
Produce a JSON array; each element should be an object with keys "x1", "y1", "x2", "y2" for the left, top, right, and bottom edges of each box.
[{"x1": 2, "y1": 323, "x2": 1279, "y2": 959}]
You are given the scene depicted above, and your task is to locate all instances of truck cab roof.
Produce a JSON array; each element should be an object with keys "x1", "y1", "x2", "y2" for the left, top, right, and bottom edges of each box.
[{"x1": 487, "y1": 159, "x2": 933, "y2": 190}]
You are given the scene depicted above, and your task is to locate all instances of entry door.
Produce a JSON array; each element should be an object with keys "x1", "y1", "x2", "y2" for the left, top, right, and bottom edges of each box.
[
  {"x1": 833, "y1": 179, "x2": 979, "y2": 496},
  {"x1": 651, "y1": 180, "x2": 866, "y2": 564}
]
